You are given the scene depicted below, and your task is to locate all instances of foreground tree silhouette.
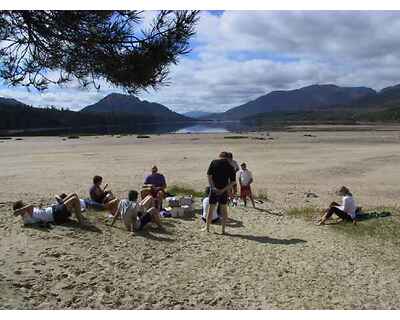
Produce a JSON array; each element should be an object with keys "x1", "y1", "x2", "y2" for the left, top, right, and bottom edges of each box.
[{"x1": 0, "y1": 10, "x2": 199, "y2": 92}]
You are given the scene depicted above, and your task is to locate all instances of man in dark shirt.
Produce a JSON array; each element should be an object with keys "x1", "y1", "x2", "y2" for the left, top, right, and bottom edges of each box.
[
  {"x1": 205, "y1": 151, "x2": 237, "y2": 234},
  {"x1": 143, "y1": 166, "x2": 167, "y2": 210}
]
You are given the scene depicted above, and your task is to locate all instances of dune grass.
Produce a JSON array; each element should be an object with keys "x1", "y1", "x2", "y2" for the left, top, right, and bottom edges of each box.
[
  {"x1": 167, "y1": 184, "x2": 204, "y2": 198},
  {"x1": 287, "y1": 205, "x2": 400, "y2": 241},
  {"x1": 254, "y1": 190, "x2": 269, "y2": 201}
]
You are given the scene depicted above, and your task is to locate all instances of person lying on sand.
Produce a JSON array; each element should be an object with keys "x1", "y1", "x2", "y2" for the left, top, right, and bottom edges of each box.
[
  {"x1": 204, "y1": 151, "x2": 237, "y2": 234},
  {"x1": 317, "y1": 186, "x2": 357, "y2": 225},
  {"x1": 55, "y1": 193, "x2": 88, "y2": 212},
  {"x1": 13, "y1": 193, "x2": 87, "y2": 227},
  {"x1": 109, "y1": 190, "x2": 161, "y2": 233},
  {"x1": 201, "y1": 186, "x2": 220, "y2": 224}
]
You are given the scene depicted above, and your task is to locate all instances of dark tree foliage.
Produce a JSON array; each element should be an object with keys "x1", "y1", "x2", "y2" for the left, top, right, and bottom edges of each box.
[{"x1": 0, "y1": 10, "x2": 199, "y2": 92}]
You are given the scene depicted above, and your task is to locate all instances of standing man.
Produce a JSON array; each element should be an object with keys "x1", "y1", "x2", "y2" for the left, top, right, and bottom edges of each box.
[
  {"x1": 144, "y1": 165, "x2": 167, "y2": 210},
  {"x1": 239, "y1": 162, "x2": 256, "y2": 208},
  {"x1": 227, "y1": 152, "x2": 240, "y2": 206},
  {"x1": 205, "y1": 151, "x2": 237, "y2": 234}
]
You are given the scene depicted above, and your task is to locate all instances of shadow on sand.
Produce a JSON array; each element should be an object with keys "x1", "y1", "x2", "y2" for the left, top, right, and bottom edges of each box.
[
  {"x1": 225, "y1": 233, "x2": 307, "y2": 245},
  {"x1": 59, "y1": 219, "x2": 103, "y2": 233},
  {"x1": 254, "y1": 207, "x2": 283, "y2": 216},
  {"x1": 138, "y1": 229, "x2": 175, "y2": 242},
  {"x1": 226, "y1": 217, "x2": 244, "y2": 228}
]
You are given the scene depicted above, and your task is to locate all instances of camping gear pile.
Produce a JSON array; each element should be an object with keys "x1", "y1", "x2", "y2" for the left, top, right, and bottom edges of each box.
[{"x1": 164, "y1": 196, "x2": 195, "y2": 218}]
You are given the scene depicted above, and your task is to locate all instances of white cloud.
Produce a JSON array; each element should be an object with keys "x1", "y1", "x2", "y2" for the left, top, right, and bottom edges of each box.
[{"x1": 2, "y1": 11, "x2": 400, "y2": 113}]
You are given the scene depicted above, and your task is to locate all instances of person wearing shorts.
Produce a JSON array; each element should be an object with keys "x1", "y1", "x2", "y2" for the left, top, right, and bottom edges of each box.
[
  {"x1": 239, "y1": 162, "x2": 255, "y2": 208},
  {"x1": 205, "y1": 151, "x2": 236, "y2": 234},
  {"x1": 110, "y1": 190, "x2": 161, "y2": 234},
  {"x1": 13, "y1": 193, "x2": 86, "y2": 227}
]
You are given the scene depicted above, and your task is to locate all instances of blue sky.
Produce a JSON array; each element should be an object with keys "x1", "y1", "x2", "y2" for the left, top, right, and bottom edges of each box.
[{"x1": 1, "y1": 11, "x2": 400, "y2": 113}]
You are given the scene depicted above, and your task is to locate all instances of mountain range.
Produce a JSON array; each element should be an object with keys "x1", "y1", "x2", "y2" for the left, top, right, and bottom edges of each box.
[
  {"x1": 2, "y1": 83, "x2": 400, "y2": 134},
  {"x1": 81, "y1": 93, "x2": 189, "y2": 121},
  {"x1": 202, "y1": 84, "x2": 377, "y2": 120},
  {"x1": 0, "y1": 94, "x2": 191, "y2": 134}
]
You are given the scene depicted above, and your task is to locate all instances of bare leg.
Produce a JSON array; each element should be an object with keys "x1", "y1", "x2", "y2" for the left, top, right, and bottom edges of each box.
[
  {"x1": 205, "y1": 204, "x2": 217, "y2": 232},
  {"x1": 220, "y1": 204, "x2": 228, "y2": 235},
  {"x1": 105, "y1": 198, "x2": 119, "y2": 216},
  {"x1": 249, "y1": 193, "x2": 256, "y2": 208},
  {"x1": 56, "y1": 193, "x2": 78, "y2": 203},
  {"x1": 140, "y1": 195, "x2": 154, "y2": 211},
  {"x1": 63, "y1": 196, "x2": 85, "y2": 225},
  {"x1": 147, "y1": 207, "x2": 161, "y2": 228}
]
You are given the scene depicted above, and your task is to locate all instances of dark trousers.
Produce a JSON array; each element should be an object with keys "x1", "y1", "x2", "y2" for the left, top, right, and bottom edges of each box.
[{"x1": 326, "y1": 206, "x2": 354, "y2": 221}]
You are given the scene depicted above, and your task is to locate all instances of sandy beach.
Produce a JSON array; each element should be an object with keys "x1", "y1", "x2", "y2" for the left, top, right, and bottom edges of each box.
[{"x1": 1, "y1": 129, "x2": 400, "y2": 309}]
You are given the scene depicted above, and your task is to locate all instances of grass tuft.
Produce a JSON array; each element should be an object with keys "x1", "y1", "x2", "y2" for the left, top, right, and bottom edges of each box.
[
  {"x1": 167, "y1": 184, "x2": 204, "y2": 198},
  {"x1": 137, "y1": 135, "x2": 150, "y2": 139},
  {"x1": 254, "y1": 190, "x2": 269, "y2": 201}
]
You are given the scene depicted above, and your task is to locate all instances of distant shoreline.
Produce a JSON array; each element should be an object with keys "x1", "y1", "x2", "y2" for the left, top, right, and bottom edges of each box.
[{"x1": 4, "y1": 122, "x2": 400, "y2": 137}]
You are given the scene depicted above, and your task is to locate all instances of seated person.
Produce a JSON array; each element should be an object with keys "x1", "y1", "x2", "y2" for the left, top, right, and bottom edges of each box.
[
  {"x1": 89, "y1": 175, "x2": 114, "y2": 205},
  {"x1": 89, "y1": 175, "x2": 118, "y2": 215},
  {"x1": 13, "y1": 194, "x2": 86, "y2": 226},
  {"x1": 110, "y1": 190, "x2": 161, "y2": 233},
  {"x1": 143, "y1": 166, "x2": 167, "y2": 210},
  {"x1": 201, "y1": 187, "x2": 220, "y2": 224},
  {"x1": 317, "y1": 186, "x2": 357, "y2": 225}
]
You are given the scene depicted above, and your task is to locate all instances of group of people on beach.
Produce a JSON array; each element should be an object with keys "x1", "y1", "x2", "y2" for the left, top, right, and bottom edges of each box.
[
  {"x1": 12, "y1": 166, "x2": 168, "y2": 234},
  {"x1": 12, "y1": 150, "x2": 358, "y2": 235}
]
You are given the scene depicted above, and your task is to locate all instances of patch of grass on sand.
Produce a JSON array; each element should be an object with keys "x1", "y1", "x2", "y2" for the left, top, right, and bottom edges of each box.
[
  {"x1": 137, "y1": 135, "x2": 150, "y2": 139},
  {"x1": 168, "y1": 184, "x2": 204, "y2": 198},
  {"x1": 287, "y1": 206, "x2": 320, "y2": 221},
  {"x1": 223, "y1": 136, "x2": 249, "y2": 139},
  {"x1": 288, "y1": 205, "x2": 400, "y2": 241},
  {"x1": 254, "y1": 190, "x2": 269, "y2": 201},
  {"x1": 332, "y1": 206, "x2": 400, "y2": 240}
]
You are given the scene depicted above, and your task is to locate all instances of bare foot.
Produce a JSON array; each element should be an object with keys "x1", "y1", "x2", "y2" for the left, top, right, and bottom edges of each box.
[
  {"x1": 201, "y1": 226, "x2": 209, "y2": 232},
  {"x1": 315, "y1": 220, "x2": 325, "y2": 226}
]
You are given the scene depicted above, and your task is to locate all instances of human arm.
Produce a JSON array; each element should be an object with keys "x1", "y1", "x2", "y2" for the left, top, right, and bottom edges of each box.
[{"x1": 13, "y1": 205, "x2": 34, "y2": 217}]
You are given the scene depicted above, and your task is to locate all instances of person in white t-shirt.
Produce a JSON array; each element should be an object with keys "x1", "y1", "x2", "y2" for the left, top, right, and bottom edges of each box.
[
  {"x1": 317, "y1": 186, "x2": 357, "y2": 225},
  {"x1": 110, "y1": 190, "x2": 161, "y2": 234},
  {"x1": 13, "y1": 193, "x2": 86, "y2": 226},
  {"x1": 201, "y1": 187, "x2": 220, "y2": 224},
  {"x1": 239, "y1": 162, "x2": 256, "y2": 208}
]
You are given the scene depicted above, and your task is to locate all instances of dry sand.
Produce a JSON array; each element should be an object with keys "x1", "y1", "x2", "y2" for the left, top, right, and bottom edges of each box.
[{"x1": 1, "y1": 129, "x2": 400, "y2": 309}]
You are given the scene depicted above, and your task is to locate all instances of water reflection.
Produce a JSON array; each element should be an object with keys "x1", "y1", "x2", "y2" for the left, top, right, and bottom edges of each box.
[{"x1": 175, "y1": 124, "x2": 229, "y2": 133}]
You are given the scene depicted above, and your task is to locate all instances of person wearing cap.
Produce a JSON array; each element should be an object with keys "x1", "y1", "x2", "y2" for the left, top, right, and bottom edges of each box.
[
  {"x1": 238, "y1": 162, "x2": 256, "y2": 208},
  {"x1": 143, "y1": 165, "x2": 167, "y2": 210},
  {"x1": 317, "y1": 186, "x2": 357, "y2": 225}
]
